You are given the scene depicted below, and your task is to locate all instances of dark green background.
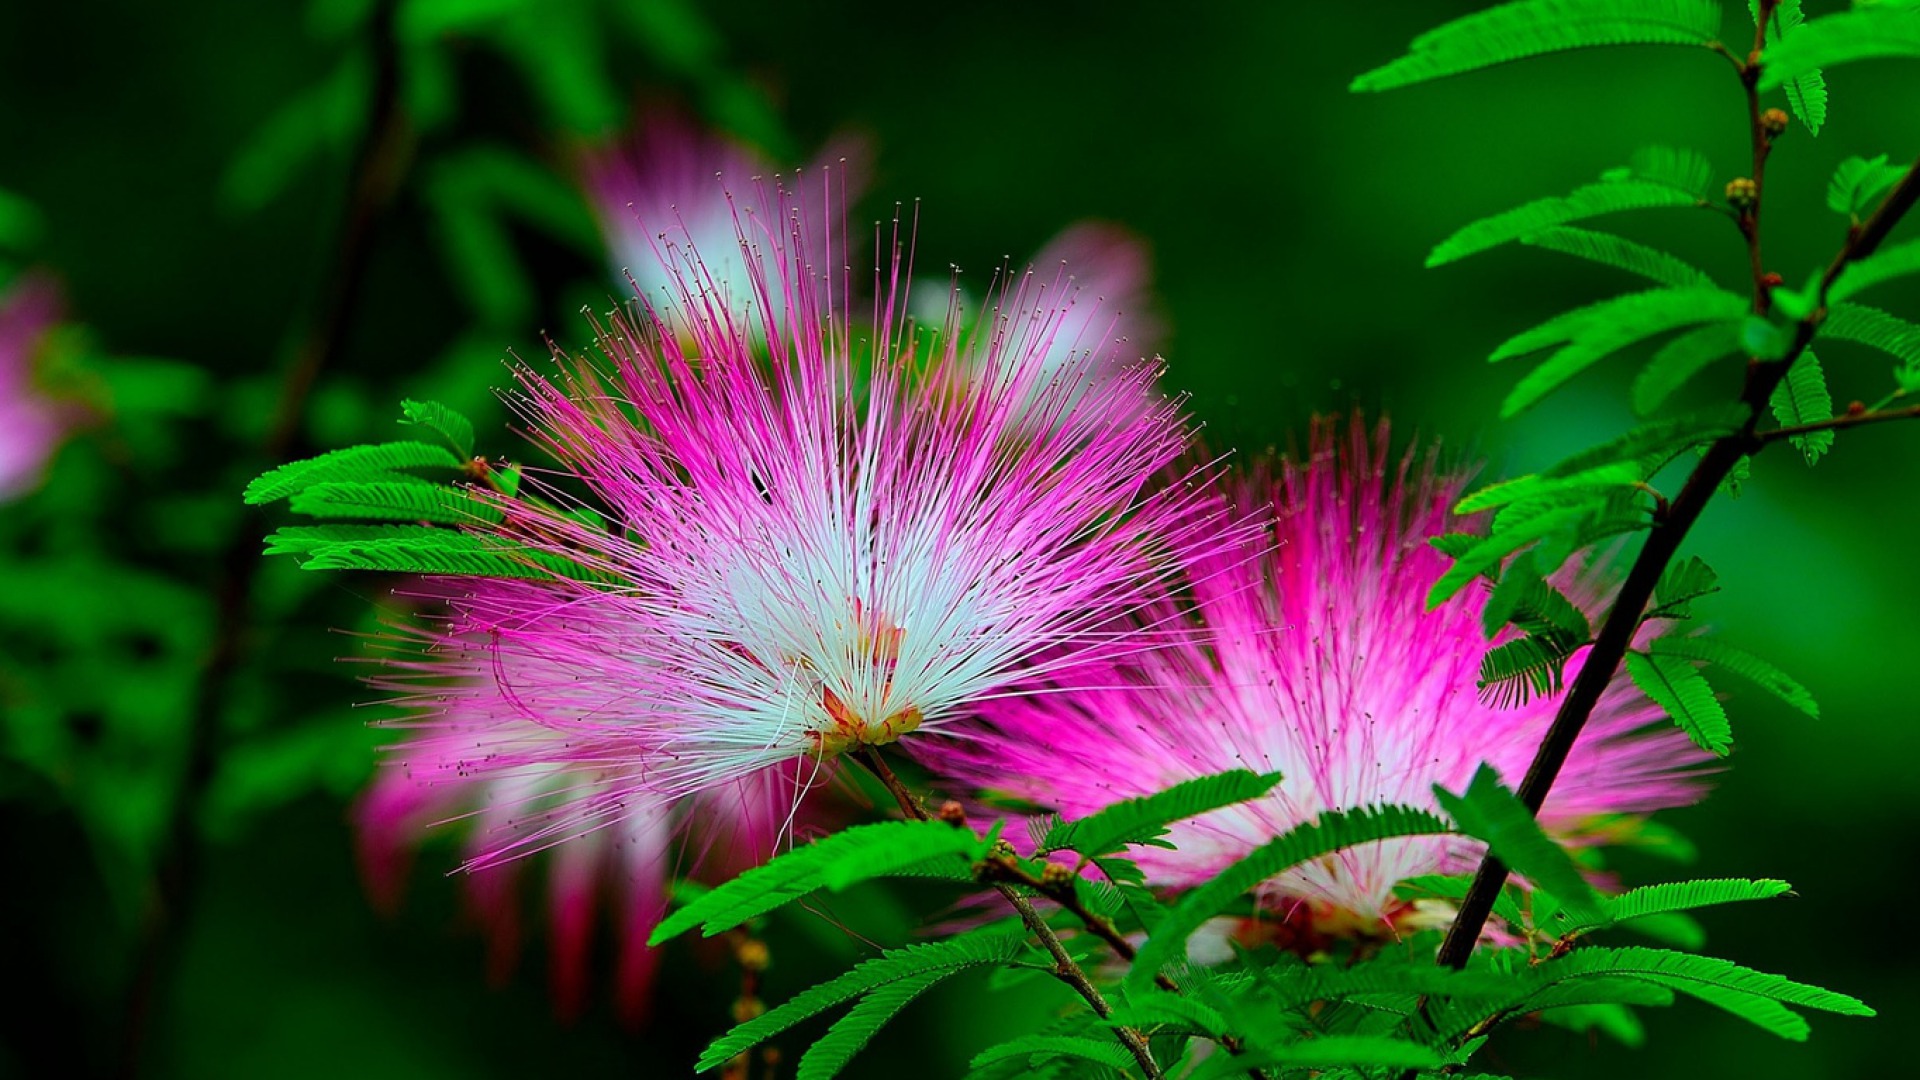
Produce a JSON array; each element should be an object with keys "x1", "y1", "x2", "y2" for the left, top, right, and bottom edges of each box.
[{"x1": 0, "y1": 1, "x2": 1912, "y2": 1076}]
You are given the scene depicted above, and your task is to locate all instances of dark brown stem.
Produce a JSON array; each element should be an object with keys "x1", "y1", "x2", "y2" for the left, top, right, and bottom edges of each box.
[
  {"x1": 1431, "y1": 162, "x2": 1920, "y2": 977},
  {"x1": 1759, "y1": 403, "x2": 1920, "y2": 442},
  {"x1": 118, "y1": 3, "x2": 410, "y2": 1075},
  {"x1": 856, "y1": 751, "x2": 1164, "y2": 1079}
]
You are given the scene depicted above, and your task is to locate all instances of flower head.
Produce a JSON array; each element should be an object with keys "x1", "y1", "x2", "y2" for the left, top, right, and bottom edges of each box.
[
  {"x1": 399, "y1": 182, "x2": 1235, "y2": 858},
  {"x1": 922, "y1": 417, "x2": 1710, "y2": 939},
  {"x1": 0, "y1": 275, "x2": 76, "y2": 501}
]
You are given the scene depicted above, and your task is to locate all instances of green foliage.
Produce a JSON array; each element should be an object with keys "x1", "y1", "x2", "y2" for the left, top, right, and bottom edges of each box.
[
  {"x1": 1820, "y1": 304, "x2": 1920, "y2": 391},
  {"x1": 700, "y1": 928, "x2": 1030, "y2": 1074},
  {"x1": 1477, "y1": 633, "x2": 1577, "y2": 707},
  {"x1": 1454, "y1": 463, "x2": 1643, "y2": 515},
  {"x1": 398, "y1": 398, "x2": 477, "y2": 458},
  {"x1": 287, "y1": 479, "x2": 503, "y2": 526},
  {"x1": 1831, "y1": 238, "x2": 1920, "y2": 303},
  {"x1": 1559, "y1": 878, "x2": 1793, "y2": 937},
  {"x1": 970, "y1": 1035, "x2": 1137, "y2": 1074},
  {"x1": 1545, "y1": 405, "x2": 1746, "y2": 479},
  {"x1": 221, "y1": 50, "x2": 369, "y2": 212},
  {"x1": 1630, "y1": 321, "x2": 1745, "y2": 414},
  {"x1": 243, "y1": 440, "x2": 465, "y2": 504},
  {"x1": 1649, "y1": 637, "x2": 1819, "y2": 717},
  {"x1": 1128, "y1": 805, "x2": 1451, "y2": 988},
  {"x1": 1427, "y1": 153, "x2": 1712, "y2": 268},
  {"x1": 651, "y1": 820, "x2": 989, "y2": 943},
  {"x1": 1626, "y1": 650, "x2": 1731, "y2": 756},
  {"x1": 1350, "y1": 0, "x2": 1724, "y2": 92},
  {"x1": 1500, "y1": 286, "x2": 1749, "y2": 415},
  {"x1": 1757, "y1": 0, "x2": 1828, "y2": 134},
  {"x1": 1760, "y1": 4, "x2": 1920, "y2": 90},
  {"x1": 1195, "y1": 1035, "x2": 1442, "y2": 1078},
  {"x1": 1767, "y1": 350, "x2": 1834, "y2": 464},
  {"x1": 1827, "y1": 154, "x2": 1910, "y2": 219},
  {"x1": 1521, "y1": 226, "x2": 1715, "y2": 288},
  {"x1": 1039, "y1": 769, "x2": 1282, "y2": 859},
  {"x1": 1432, "y1": 765, "x2": 1607, "y2": 923},
  {"x1": 1530, "y1": 946, "x2": 1874, "y2": 1036},
  {"x1": 1480, "y1": 558, "x2": 1592, "y2": 640},
  {"x1": 265, "y1": 526, "x2": 592, "y2": 580},
  {"x1": 1647, "y1": 555, "x2": 1720, "y2": 621}
]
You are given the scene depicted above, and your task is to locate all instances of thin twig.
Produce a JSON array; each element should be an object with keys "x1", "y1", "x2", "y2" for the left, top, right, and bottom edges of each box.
[
  {"x1": 118, "y1": 3, "x2": 411, "y2": 1075},
  {"x1": 1759, "y1": 403, "x2": 1920, "y2": 442},
  {"x1": 856, "y1": 750, "x2": 1165, "y2": 1079}
]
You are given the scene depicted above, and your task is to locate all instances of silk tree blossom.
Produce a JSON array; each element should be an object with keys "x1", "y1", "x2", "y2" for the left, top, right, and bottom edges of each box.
[
  {"x1": 0, "y1": 275, "x2": 76, "y2": 501},
  {"x1": 579, "y1": 108, "x2": 868, "y2": 314},
  {"x1": 357, "y1": 639, "x2": 804, "y2": 1023},
  {"x1": 401, "y1": 186, "x2": 1238, "y2": 860},
  {"x1": 923, "y1": 417, "x2": 1711, "y2": 942}
]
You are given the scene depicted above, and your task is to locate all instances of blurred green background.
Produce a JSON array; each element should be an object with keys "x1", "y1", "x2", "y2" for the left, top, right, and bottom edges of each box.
[{"x1": 1, "y1": 1, "x2": 1913, "y2": 1076}]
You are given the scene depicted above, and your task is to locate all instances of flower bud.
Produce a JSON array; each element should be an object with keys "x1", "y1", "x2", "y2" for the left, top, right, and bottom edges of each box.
[
  {"x1": 1726, "y1": 178, "x2": 1758, "y2": 210},
  {"x1": 1040, "y1": 862, "x2": 1074, "y2": 888},
  {"x1": 735, "y1": 938, "x2": 771, "y2": 972},
  {"x1": 937, "y1": 800, "x2": 968, "y2": 827},
  {"x1": 1761, "y1": 108, "x2": 1790, "y2": 137}
]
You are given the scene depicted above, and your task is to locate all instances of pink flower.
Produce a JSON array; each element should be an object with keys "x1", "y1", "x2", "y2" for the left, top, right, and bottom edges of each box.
[
  {"x1": 356, "y1": 639, "x2": 804, "y2": 1023},
  {"x1": 0, "y1": 275, "x2": 74, "y2": 502},
  {"x1": 579, "y1": 108, "x2": 869, "y2": 316},
  {"x1": 390, "y1": 182, "x2": 1236, "y2": 864},
  {"x1": 922, "y1": 417, "x2": 1710, "y2": 940}
]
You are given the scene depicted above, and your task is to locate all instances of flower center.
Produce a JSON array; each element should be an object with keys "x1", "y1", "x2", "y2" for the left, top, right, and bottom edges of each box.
[{"x1": 803, "y1": 599, "x2": 924, "y2": 757}]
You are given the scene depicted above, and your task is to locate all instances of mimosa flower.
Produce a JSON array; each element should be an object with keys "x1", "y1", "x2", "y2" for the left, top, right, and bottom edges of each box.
[{"x1": 0, "y1": 275, "x2": 75, "y2": 501}]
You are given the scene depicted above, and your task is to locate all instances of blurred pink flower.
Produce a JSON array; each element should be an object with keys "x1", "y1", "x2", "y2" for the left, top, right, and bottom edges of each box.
[
  {"x1": 923, "y1": 417, "x2": 1710, "y2": 942},
  {"x1": 0, "y1": 275, "x2": 74, "y2": 501},
  {"x1": 356, "y1": 645, "x2": 806, "y2": 1024},
  {"x1": 579, "y1": 108, "x2": 869, "y2": 316}
]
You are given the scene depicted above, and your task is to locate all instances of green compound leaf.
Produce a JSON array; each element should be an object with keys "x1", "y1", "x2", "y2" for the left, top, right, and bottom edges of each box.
[
  {"x1": 1529, "y1": 946, "x2": 1874, "y2": 1036},
  {"x1": 1766, "y1": 350, "x2": 1834, "y2": 465},
  {"x1": 1477, "y1": 633, "x2": 1579, "y2": 708},
  {"x1": 795, "y1": 969, "x2": 960, "y2": 1080},
  {"x1": 1429, "y1": 178, "x2": 1706, "y2": 268},
  {"x1": 1559, "y1": 878, "x2": 1793, "y2": 938},
  {"x1": 1822, "y1": 303, "x2": 1920, "y2": 372},
  {"x1": 1826, "y1": 154, "x2": 1910, "y2": 218},
  {"x1": 1433, "y1": 764, "x2": 1607, "y2": 923},
  {"x1": 969, "y1": 1035, "x2": 1137, "y2": 1075},
  {"x1": 1757, "y1": 1, "x2": 1827, "y2": 134},
  {"x1": 1351, "y1": 0, "x2": 1725, "y2": 92},
  {"x1": 243, "y1": 440, "x2": 466, "y2": 504},
  {"x1": 1192, "y1": 1035, "x2": 1442, "y2": 1080},
  {"x1": 275, "y1": 528, "x2": 594, "y2": 580},
  {"x1": 1040, "y1": 769, "x2": 1282, "y2": 859},
  {"x1": 1544, "y1": 404, "x2": 1746, "y2": 478},
  {"x1": 701, "y1": 928, "x2": 1030, "y2": 1073},
  {"x1": 399, "y1": 398, "x2": 477, "y2": 458},
  {"x1": 1626, "y1": 650, "x2": 1731, "y2": 756},
  {"x1": 1831, "y1": 238, "x2": 1920, "y2": 303},
  {"x1": 287, "y1": 479, "x2": 503, "y2": 526},
  {"x1": 1501, "y1": 287, "x2": 1749, "y2": 415},
  {"x1": 1128, "y1": 804, "x2": 1450, "y2": 988},
  {"x1": 651, "y1": 820, "x2": 988, "y2": 943},
  {"x1": 1630, "y1": 321, "x2": 1746, "y2": 415},
  {"x1": 1521, "y1": 226, "x2": 1715, "y2": 288},
  {"x1": 1760, "y1": 4, "x2": 1920, "y2": 90},
  {"x1": 1648, "y1": 555, "x2": 1721, "y2": 621},
  {"x1": 1427, "y1": 504, "x2": 1594, "y2": 608},
  {"x1": 1481, "y1": 558, "x2": 1593, "y2": 640},
  {"x1": 1650, "y1": 637, "x2": 1819, "y2": 717}
]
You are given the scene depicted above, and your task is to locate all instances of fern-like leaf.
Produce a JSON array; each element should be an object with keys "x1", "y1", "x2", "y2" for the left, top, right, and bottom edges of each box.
[
  {"x1": 1433, "y1": 765, "x2": 1607, "y2": 923},
  {"x1": 1534, "y1": 946, "x2": 1873, "y2": 1024},
  {"x1": 1626, "y1": 650, "x2": 1731, "y2": 755},
  {"x1": 1760, "y1": 5, "x2": 1920, "y2": 89},
  {"x1": 1630, "y1": 321, "x2": 1746, "y2": 415},
  {"x1": 1480, "y1": 558, "x2": 1593, "y2": 640},
  {"x1": 1646, "y1": 555, "x2": 1720, "y2": 622},
  {"x1": 1429, "y1": 180, "x2": 1705, "y2": 268},
  {"x1": 795, "y1": 968, "x2": 957, "y2": 1080},
  {"x1": 1426, "y1": 504, "x2": 1594, "y2": 608},
  {"x1": 1040, "y1": 769, "x2": 1282, "y2": 858},
  {"x1": 1562, "y1": 878, "x2": 1793, "y2": 938},
  {"x1": 651, "y1": 820, "x2": 988, "y2": 943},
  {"x1": 1766, "y1": 350, "x2": 1834, "y2": 465},
  {"x1": 288, "y1": 480, "x2": 503, "y2": 526},
  {"x1": 1650, "y1": 636, "x2": 1818, "y2": 717},
  {"x1": 1826, "y1": 154, "x2": 1910, "y2": 218},
  {"x1": 1545, "y1": 405, "x2": 1745, "y2": 478},
  {"x1": 1192, "y1": 1035, "x2": 1442, "y2": 1080},
  {"x1": 1832, "y1": 238, "x2": 1920, "y2": 303},
  {"x1": 399, "y1": 397, "x2": 477, "y2": 458},
  {"x1": 969, "y1": 1035, "x2": 1137, "y2": 1074},
  {"x1": 700, "y1": 929, "x2": 1029, "y2": 1072},
  {"x1": 1757, "y1": 0, "x2": 1828, "y2": 134},
  {"x1": 243, "y1": 440, "x2": 465, "y2": 504},
  {"x1": 1477, "y1": 634, "x2": 1577, "y2": 708},
  {"x1": 285, "y1": 529, "x2": 594, "y2": 581},
  {"x1": 1128, "y1": 805, "x2": 1450, "y2": 988},
  {"x1": 262, "y1": 523, "x2": 449, "y2": 556},
  {"x1": 1503, "y1": 287, "x2": 1749, "y2": 415},
  {"x1": 1351, "y1": 0, "x2": 1725, "y2": 92},
  {"x1": 1521, "y1": 226, "x2": 1715, "y2": 288}
]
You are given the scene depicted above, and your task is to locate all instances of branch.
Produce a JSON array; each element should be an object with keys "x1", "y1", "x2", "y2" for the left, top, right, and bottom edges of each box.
[
  {"x1": 856, "y1": 751, "x2": 1165, "y2": 1080},
  {"x1": 1431, "y1": 122, "x2": 1920, "y2": 978},
  {"x1": 1760, "y1": 403, "x2": 1920, "y2": 443},
  {"x1": 119, "y1": 3, "x2": 411, "y2": 1074}
]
